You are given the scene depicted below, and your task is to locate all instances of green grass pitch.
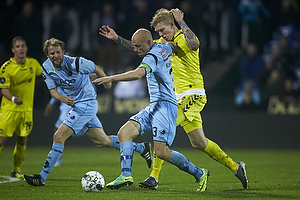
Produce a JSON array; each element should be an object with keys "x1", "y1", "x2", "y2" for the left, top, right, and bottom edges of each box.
[{"x1": 1, "y1": 146, "x2": 300, "y2": 200}]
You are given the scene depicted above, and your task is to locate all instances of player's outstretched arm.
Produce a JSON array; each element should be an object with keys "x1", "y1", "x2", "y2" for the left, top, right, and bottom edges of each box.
[
  {"x1": 99, "y1": 25, "x2": 134, "y2": 51},
  {"x1": 170, "y1": 8, "x2": 199, "y2": 51},
  {"x1": 93, "y1": 68, "x2": 146, "y2": 85}
]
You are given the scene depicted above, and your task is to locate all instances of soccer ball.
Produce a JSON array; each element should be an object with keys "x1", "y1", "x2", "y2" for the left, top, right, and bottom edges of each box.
[{"x1": 81, "y1": 171, "x2": 105, "y2": 192}]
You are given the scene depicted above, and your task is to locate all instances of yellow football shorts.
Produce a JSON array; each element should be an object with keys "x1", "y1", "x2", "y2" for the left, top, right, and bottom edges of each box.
[
  {"x1": 176, "y1": 94, "x2": 207, "y2": 133},
  {"x1": 0, "y1": 110, "x2": 33, "y2": 137}
]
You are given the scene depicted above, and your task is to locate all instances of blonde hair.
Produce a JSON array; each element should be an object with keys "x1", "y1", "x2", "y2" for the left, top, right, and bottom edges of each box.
[
  {"x1": 150, "y1": 8, "x2": 174, "y2": 28},
  {"x1": 43, "y1": 38, "x2": 65, "y2": 55}
]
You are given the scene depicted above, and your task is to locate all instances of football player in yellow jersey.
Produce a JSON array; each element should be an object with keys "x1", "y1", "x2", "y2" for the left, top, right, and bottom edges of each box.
[
  {"x1": 99, "y1": 8, "x2": 248, "y2": 190},
  {"x1": 0, "y1": 37, "x2": 42, "y2": 178}
]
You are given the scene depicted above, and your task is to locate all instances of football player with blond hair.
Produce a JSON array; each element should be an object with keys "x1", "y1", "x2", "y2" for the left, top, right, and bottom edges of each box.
[{"x1": 99, "y1": 8, "x2": 248, "y2": 190}]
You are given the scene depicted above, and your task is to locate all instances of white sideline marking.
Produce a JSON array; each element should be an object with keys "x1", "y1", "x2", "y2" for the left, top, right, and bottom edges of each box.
[{"x1": 0, "y1": 175, "x2": 20, "y2": 184}]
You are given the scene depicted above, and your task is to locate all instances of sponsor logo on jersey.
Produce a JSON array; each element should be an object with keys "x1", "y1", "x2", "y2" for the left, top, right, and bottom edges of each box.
[{"x1": 60, "y1": 79, "x2": 76, "y2": 85}]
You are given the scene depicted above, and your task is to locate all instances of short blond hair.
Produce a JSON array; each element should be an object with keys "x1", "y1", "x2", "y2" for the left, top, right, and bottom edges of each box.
[
  {"x1": 43, "y1": 38, "x2": 65, "y2": 55},
  {"x1": 150, "y1": 8, "x2": 174, "y2": 28}
]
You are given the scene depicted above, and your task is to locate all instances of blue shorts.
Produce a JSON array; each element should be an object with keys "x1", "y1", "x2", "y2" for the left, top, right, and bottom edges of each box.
[
  {"x1": 63, "y1": 99, "x2": 103, "y2": 135},
  {"x1": 55, "y1": 104, "x2": 72, "y2": 129},
  {"x1": 130, "y1": 101, "x2": 177, "y2": 147}
]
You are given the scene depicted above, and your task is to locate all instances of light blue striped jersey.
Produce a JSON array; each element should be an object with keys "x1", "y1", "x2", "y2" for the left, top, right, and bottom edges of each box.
[
  {"x1": 42, "y1": 55, "x2": 96, "y2": 103},
  {"x1": 140, "y1": 42, "x2": 176, "y2": 105}
]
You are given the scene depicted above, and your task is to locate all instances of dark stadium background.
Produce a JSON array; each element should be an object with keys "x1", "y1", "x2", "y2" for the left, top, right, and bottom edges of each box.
[{"x1": 1, "y1": 0, "x2": 299, "y2": 149}]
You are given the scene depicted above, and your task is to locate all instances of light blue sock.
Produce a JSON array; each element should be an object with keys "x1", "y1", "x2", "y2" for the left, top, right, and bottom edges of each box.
[
  {"x1": 109, "y1": 135, "x2": 120, "y2": 149},
  {"x1": 169, "y1": 150, "x2": 203, "y2": 180},
  {"x1": 133, "y1": 142, "x2": 144, "y2": 154},
  {"x1": 120, "y1": 141, "x2": 134, "y2": 177},
  {"x1": 39, "y1": 143, "x2": 64, "y2": 183},
  {"x1": 110, "y1": 135, "x2": 144, "y2": 154}
]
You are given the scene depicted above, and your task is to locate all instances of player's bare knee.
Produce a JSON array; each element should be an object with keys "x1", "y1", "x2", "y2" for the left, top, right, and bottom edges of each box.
[
  {"x1": 53, "y1": 132, "x2": 66, "y2": 144},
  {"x1": 192, "y1": 142, "x2": 206, "y2": 150},
  {"x1": 154, "y1": 151, "x2": 164, "y2": 160},
  {"x1": 117, "y1": 130, "x2": 130, "y2": 143},
  {"x1": 154, "y1": 150, "x2": 168, "y2": 161}
]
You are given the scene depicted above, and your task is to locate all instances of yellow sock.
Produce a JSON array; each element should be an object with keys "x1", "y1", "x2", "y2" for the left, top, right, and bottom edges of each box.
[
  {"x1": 203, "y1": 139, "x2": 238, "y2": 172},
  {"x1": 13, "y1": 144, "x2": 26, "y2": 173},
  {"x1": 149, "y1": 152, "x2": 164, "y2": 180}
]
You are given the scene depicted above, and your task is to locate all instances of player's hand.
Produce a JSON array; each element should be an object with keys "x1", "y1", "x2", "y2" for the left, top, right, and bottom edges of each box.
[
  {"x1": 99, "y1": 25, "x2": 118, "y2": 41},
  {"x1": 92, "y1": 76, "x2": 112, "y2": 85},
  {"x1": 170, "y1": 8, "x2": 184, "y2": 23},
  {"x1": 64, "y1": 96, "x2": 75, "y2": 106},
  {"x1": 103, "y1": 81, "x2": 112, "y2": 89},
  {"x1": 14, "y1": 95, "x2": 23, "y2": 105},
  {"x1": 161, "y1": 37, "x2": 167, "y2": 43}
]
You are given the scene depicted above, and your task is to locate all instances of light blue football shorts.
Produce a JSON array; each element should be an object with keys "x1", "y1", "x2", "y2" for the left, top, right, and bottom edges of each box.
[
  {"x1": 63, "y1": 99, "x2": 103, "y2": 135},
  {"x1": 55, "y1": 103, "x2": 72, "y2": 129},
  {"x1": 130, "y1": 101, "x2": 178, "y2": 147}
]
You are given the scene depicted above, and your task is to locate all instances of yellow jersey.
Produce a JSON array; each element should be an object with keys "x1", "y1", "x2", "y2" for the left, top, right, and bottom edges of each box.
[
  {"x1": 154, "y1": 30, "x2": 205, "y2": 100},
  {"x1": 0, "y1": 57, "x2": 42, "y2": 111}
]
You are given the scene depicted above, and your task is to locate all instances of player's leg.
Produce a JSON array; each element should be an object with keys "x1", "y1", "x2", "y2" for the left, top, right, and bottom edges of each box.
[
  {"x1": 86, "y1": 116, "x2": 152, "y2": 168},
  {"x1": 157, "y1": 101, "x2": 208, "y2": 192},
  {"x1": 179, "y1": 94, "x2": 248, "y2": 188},
  {"x1": 0, "y1": 110, "x2": 15, "y2": 154},
  {"x1": 23, "y1": 97, "x2": 90, "y2": 187},
  {"x1": 106, "y1": 120, "x2": 140, "y2": 189},
  {"x1": 139, "y1": 99, "x2": 188, "y2": 189},
  {"x1": 0, "y1": 137, "x2": 8, "y2": 153},
  {"x1": 12, "y1": 136, "x2": 27, "y2": 178},
  {"x1": 0, "y1": 110, "x2": 24, "y2": 177},
  {"x1": 12, "y1": 111, "x2": 32, "y2": 178},
  {"x1": 186, "y1": 119, "x2": 248, "y2": 188},
  {"x1": 154, "y1": 141, "x2": 209, "y2": 192},
  {"x1": 188, "y1": 127, "x2": 237, "y2": 170},
  {"x1": 107, "y1": 132, "x2": 152, "y2": 168},
  {"x1": 150, "y1": 152, "x2": 164, "y2": 179},
  {"x1": 23, "y1": 124, "x2": 74, "y2": 186},
  {"x1": 43, "y1": 125, "x2": 74, "y2": 179}
]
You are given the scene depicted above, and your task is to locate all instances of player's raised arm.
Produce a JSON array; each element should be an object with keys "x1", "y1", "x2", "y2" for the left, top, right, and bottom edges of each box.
[
  {"x1": 170, "y1": 8, "x2": 199, "y2": 51},
  {"x1": 99, "y1": 25, "x2": 134, "y2": 51}
]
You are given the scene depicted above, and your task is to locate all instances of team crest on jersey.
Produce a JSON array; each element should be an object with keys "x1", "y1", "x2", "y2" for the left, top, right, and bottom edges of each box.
[
  {"x1": 0, "y1": 77, "x2": 5, "y2": 84},
  {"x1": 0, "y1": 129, "x2": 3, "y2": 135},
  {"x1": 30, "y1": 67, "x2": 33, "y2": 74}
]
